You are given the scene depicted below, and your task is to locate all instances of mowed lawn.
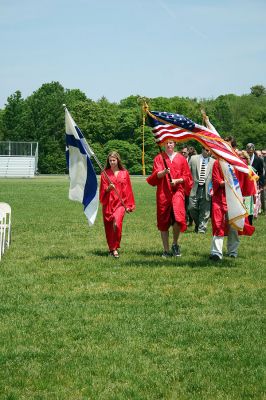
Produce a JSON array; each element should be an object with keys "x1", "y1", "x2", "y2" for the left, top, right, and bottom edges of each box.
[{"x1": 0, "y1": 176, "x2": 265, "y2": 400}]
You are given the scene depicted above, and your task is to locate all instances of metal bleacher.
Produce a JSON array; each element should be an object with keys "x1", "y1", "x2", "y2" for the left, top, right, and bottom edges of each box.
[{"x1": 0, "y1": 142, "x2": 38, "y2": 178}]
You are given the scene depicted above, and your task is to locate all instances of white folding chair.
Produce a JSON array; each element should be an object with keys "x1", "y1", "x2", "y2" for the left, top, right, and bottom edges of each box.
[
  {"x1": 0, "y1": 203, "x2": 11, "y2": 253},
  {"x1": 0, "y1": 211, "x2": 3, "y2": 260}
]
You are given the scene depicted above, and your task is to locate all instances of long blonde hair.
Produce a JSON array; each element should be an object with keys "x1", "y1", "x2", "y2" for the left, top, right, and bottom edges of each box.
[
  {"x1": 241, "y1": 150, "x2": 251, "y2": 165},
  {"x1": 105, "y1": 151, "x2": 125, "y2": 170}
]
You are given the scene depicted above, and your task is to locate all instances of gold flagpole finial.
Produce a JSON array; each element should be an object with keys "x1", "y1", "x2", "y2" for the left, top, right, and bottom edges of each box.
[
  {"x1": 142, "y1": 100, "x2": 149, "y2": 113},
  {"x1": 200, "y1": 107, "x2": 206, "y2": 118},
  {"x1": 138, "y1": 96, "x2": 149, "y2": 113},
  {"x1": 200, "y1": 107, "x2": 208, "y2": 126}
]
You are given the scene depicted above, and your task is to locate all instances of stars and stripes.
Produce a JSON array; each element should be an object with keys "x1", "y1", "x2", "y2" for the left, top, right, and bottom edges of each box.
[{"x1": 147, "y1": 110, "x2": 257, "y2": 177}]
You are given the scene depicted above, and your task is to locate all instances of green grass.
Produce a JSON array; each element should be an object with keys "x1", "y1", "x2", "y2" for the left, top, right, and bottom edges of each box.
[{"x1": 0, "y1": 176, "x2": 265, "y2": 399}]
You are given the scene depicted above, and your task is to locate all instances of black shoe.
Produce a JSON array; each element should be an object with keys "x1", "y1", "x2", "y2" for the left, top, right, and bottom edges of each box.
[
  {"x1": 162, "y1": 251, "x2": 172, "y2": 258},
  {"x1": 209, "y1": 254, "x2": 221, "y2": 261},
  {"x1": 109, "y1": 250, "x2": 119, "y2": 258},
  {"x1": 194, "y1": 226, "x2": 199, "y2": 233},
  {"x1": 172, "y1": 244, "x2": 181, "y2": 257},
  {"x1": 113, "y1": 250, "x2": 119, "y2": 258}
]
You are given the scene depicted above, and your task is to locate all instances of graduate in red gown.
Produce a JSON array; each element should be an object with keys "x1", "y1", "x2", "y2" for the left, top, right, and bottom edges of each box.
[
  {"x1": 147, "y1": 140, "x2": 193, "y2": 258},
  {"x1": 238, "y1": 150, "x2": 258, "y2": 225},
  {"x1": 210, "y1": 155, "x2": 256, "y2": 261},
  {"x1": 100, "y1": 151, "x2": 135, "y2": 258}
]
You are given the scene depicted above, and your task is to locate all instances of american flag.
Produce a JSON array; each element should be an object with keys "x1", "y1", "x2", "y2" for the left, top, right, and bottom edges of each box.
[{"x1": 147, "y1": 110, "x2": 256, "y2": 177}]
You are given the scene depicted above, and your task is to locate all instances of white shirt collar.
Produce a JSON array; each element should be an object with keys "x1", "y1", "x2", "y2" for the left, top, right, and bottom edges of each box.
[
  {"x1": 167, "y1": 152, "x2": 177, "y2": 162},
  {"x1": 250, "y1": 153, "x2": 255, "y2": 164},
  {"x1": 201, "y1": 154, "x2": 209, "y2": 165}
]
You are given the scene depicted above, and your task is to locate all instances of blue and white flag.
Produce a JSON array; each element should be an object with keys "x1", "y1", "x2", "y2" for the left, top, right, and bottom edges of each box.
[{"x1": 65, "y1": 107, "x2": 98, "y2": 226}]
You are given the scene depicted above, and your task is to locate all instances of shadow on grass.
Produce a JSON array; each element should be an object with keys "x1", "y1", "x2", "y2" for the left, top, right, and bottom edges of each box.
[
  {"x1": 92, "y1": 249, "x2": 109, "y2": 257},
  {"x1": 89, "y1": 248, "x2": 238, "y2": 269},
  {"x1": 43, "y1": 254, "x2": 85, "y2": 261},
  {"x1": 123, "y1": 250, "x2": 238, "y2": 269}
]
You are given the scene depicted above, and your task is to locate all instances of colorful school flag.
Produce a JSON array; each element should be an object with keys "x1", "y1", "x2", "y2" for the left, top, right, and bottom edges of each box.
[{"x1": 219, "y1": 160, "x2": 246, "y2": 230}]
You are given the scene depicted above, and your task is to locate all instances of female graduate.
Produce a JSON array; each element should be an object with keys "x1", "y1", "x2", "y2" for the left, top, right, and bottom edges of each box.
[{"x1": 99, "y1": 151, "x2": 135, "y2": 258}]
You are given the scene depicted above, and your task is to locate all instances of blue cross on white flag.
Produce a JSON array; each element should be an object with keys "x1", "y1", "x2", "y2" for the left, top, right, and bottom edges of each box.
[{"x1": 65, "y1": 107, "x2": 99, "y2": 226}]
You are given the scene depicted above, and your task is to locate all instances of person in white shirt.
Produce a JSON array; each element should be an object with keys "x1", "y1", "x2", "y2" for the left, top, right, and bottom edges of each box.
[{"x1": 188, "y1": 147, "x2": 215, "y2": 233}]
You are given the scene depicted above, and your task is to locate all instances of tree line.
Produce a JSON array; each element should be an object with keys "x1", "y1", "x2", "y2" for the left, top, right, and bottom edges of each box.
[{"x1": 0, "y1": 82, "x2": 265, "y2": 175}]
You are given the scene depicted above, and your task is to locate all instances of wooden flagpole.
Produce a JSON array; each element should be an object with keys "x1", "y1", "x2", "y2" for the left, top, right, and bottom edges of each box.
[{"x1": 88, "y1": 151, "x2": 128, "y2": 211}]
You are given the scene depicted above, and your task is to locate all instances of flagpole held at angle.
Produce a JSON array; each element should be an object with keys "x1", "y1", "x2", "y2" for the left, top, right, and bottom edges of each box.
[{"x1": 86, "y1": 146, "x2": 128, "y2": 211}]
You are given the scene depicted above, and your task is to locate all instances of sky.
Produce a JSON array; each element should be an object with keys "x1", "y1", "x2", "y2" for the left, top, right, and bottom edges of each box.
[{"x1": 0, "y1": 0, "x2": 265, "y2": 108}]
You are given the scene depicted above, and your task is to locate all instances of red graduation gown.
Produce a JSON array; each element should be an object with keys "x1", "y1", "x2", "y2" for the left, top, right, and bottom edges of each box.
[
  {"x1": 100, "y1": 169, "x2": 135, "y2": 251},
  {"x1": 211, "y1": 160, "x2": 255, "y2": 236},
  {"x1": 146, "y1": 152, "x2": 193, "y2": 232},
  {"x1": 237, "y1": 160, "x2": 257, "y2": 197}
]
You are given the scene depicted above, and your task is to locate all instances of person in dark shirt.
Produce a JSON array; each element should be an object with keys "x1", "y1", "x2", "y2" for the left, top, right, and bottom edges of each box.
[{"x1": 246, "y1": 143, "x2": 265, "y2": 214}]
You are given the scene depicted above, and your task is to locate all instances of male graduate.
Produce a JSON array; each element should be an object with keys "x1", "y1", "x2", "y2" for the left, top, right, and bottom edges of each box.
[{"x1": 147, "y1": 140, "x2": 193, "y2": 258}]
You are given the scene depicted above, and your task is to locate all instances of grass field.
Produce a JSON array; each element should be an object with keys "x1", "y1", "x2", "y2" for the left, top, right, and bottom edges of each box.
[{"x1": 0, "y1": 176, "x2": 265, "y2": 400}]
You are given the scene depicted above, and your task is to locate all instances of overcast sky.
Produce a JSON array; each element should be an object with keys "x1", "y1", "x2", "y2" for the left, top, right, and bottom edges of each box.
[{"x1": 0, "y1": 0, "x2": 265, "y2": 108}]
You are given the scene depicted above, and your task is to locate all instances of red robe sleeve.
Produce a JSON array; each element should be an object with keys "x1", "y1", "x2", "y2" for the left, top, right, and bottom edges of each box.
[
  {"x1": 236, "y1": 170, "x2": 257, "y2": 196},
  {"x1": 146, "y1": 154, "x2": 164, "y2": 186},
  {"x1": 124, "y1": 170, "x2": 135, "y2": 211},
  {"x1": 212, "y1": 161, "x2": 224, "y2": 194},
  {"x1": 181, "y1": 157, "x2": 193, "y2": 196},
  {"x1": 99, "y1": 171, "x2": 110, "y2": 206}
]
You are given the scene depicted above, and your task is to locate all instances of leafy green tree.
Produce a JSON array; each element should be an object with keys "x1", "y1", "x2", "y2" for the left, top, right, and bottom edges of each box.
[
  {"x1": 1, "y1": 82, "x2": 266, "y2": 174},
  {"x1": 0, "y1": 110, "x2": 5, "y2": 140},
  {"x1": 119, "y1": 95, "x2": 140, "y2": 108},
  {"x1": 250, "y1": 85, "x2": 266, "y2": 97},
  {"x1": 1, "y1": 91, "x2": 26, "y2": 141},
  {"x1": 71, "y1": 98, "x2": 120, "y2": 145},
  {"x1": 25, "y1": 82, "x2": 65, "y2": 172},
  {"x1": 115, "y1": 109, "x2": 139, "y2": 141},
  {"x1": 64, "y1": 88, "x2": 87, "y2": 109},
  {"x1": 213, "y1": 96, "x2": 233, "y2": 133},
  {"x1": 133, "y1": 126, "x2": 158, "y2": 175},
  {"x1": 103, "y1": 140, "x2": 142, "y2": 174},
  {"x1": 39, "y1": 140, "x2": 66, "y2": 174},
  {"x1": 88, "y1": 142, "x2": 106, "y2": 175}
]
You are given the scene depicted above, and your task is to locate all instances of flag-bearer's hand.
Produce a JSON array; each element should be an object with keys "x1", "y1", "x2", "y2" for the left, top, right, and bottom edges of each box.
[
  {"x1": 160, "y1": 167, "x2": 170, "y2": 176},
  {"x1": 107, "y1": 183, "x2": 115, "y2": 192},
  {"x1": 157, "y1": 168, "x2": 170, "y2": 179},
  {"x1": 170, "y1": 178, "x2": 184, "y2": 186}
]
